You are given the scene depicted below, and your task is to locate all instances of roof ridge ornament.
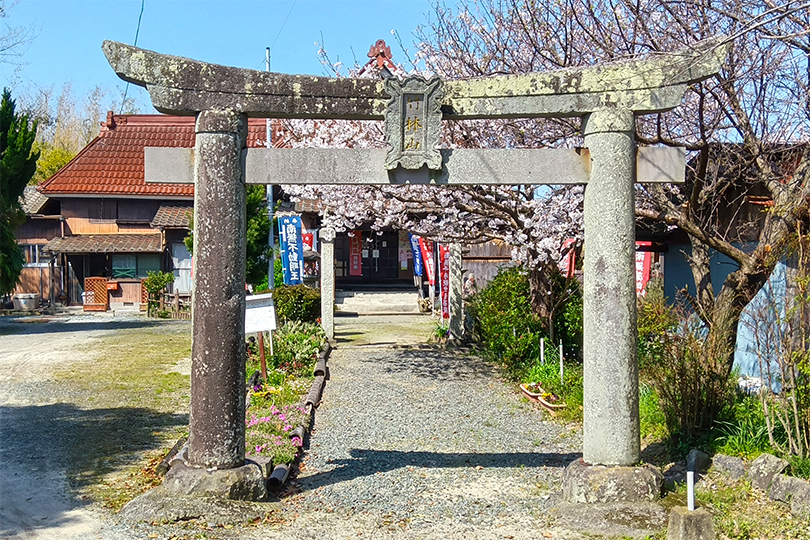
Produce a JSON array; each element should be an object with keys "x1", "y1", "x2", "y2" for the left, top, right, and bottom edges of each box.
[{"x1": 384, "y1": 76, "x2": 443, "y2": 170}]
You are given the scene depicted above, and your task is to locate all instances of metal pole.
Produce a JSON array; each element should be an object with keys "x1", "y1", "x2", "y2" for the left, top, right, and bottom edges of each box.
[{"x1": 264, "y1": 48, "x2": 276, "y2": 288}]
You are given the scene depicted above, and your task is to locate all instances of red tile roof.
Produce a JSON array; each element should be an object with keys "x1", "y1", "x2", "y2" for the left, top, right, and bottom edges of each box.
[
  {"x1": 43, "y1": 234, "x2": 162, "y2": 254},
  {"x1": 39, "y1": 113, "x2": 270, "y2": 198}
]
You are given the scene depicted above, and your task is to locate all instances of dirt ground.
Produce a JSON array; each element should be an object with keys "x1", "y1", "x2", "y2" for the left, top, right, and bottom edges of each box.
[{"x1": 0, "y1": 312, "x2": 179, "y2": 540}]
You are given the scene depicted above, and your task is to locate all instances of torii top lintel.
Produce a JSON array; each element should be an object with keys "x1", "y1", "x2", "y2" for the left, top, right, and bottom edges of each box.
[{"x1": 102, "y1": 38, "x2": 728, "y2": 120}]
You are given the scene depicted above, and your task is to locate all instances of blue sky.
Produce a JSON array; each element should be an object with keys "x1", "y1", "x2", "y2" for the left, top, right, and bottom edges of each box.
[{"x1": 4, "y1": 0, "x2": 435, "y2": 112}]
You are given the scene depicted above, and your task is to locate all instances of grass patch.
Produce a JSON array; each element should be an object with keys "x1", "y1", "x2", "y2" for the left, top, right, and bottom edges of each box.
[
  {"x1": 88, "y1": 446, "x2": 170, "y2": 511},
  {"x1": 639, "y1": 383, "x2": 667, "y2": 441},
  {"x1": 693, "y1": 472, "x2": 810, "y2": 540},
  {"x1": 52, "y1": 321, "x2": 192, "y2": 508}
]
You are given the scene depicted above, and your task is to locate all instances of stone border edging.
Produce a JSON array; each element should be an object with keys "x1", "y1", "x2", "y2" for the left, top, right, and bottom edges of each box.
[
  {"x1": 266, "y1": 340, "x2": 332, "y2": 491},
  {"x1": 156, "y1": 436, "x2": 188, "y2": 476},
  {"x1": 708, "y1": 451, "x2": 810, "y2": 520}
]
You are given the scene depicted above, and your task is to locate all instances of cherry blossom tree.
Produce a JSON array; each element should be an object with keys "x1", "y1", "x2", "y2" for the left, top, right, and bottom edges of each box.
[
  {"x1": 280, "y1": 41, "x2": 586, "y2": 339},
  {"x1": 284, "y1": 0, "x2": 809, "y2": 358},
  {"x1": 414, "y1": 0, "x2": 809, "y2": 374}
]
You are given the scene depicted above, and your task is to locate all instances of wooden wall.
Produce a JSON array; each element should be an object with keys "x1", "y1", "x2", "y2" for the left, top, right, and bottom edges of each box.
[
  {"x1": 14, "y1": 266, "x2": 64, "y2": 302},
  {"x1": 62, "y1": 198, "x2": 162, "y2": 234}
]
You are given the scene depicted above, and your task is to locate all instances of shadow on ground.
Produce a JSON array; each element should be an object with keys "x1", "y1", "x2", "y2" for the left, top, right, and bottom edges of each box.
[
  {"x1": 300, "y1": 448, "x2": 582, "y2": 491},
  {"x1": 0, "y1": 402, "x2": 187, "y2": 536},
  {"x1": 0, "y1": 317, "x2": 175, "y2": 336},
  {"x1": 372, "y1": 347, "x2": 496, "y2": 381}
]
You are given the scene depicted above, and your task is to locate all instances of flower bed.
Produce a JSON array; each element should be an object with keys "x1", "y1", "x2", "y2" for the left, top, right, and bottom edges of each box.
[
  {"x1": 244, "y1": 320, "x2": 326, "y2": 467},
  {"x1": 245, "y1": 404, "x2": 309, "y2": 464}
]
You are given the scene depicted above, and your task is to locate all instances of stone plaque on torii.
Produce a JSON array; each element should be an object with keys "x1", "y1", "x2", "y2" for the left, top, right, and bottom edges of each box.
[{"x1": 103, "y1": 38, "x2": 728, "y2": 500}]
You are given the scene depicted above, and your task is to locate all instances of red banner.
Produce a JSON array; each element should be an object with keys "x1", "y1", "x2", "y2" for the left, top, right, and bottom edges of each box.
[
  {"x1": 635, "y1": 241, "x2": 652, "y2": 295},
  {"x1": 302, "y1": 232, "x2": 314, "y2": 250},
  {"x1": 439, "y1": 244, "x2": 450, "y2": 321},
  {"x1": 558, "y1": 238, "x2": 576, "y2": 278},
  {"x1": 349, "y1": 231, "x2": 363, "y2": 276},
  {"x1": 418, "y1": 238, "x2": 435, "y2": 285}
]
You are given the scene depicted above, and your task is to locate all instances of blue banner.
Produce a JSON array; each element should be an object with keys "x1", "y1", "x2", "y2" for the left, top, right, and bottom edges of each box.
[
  {"x1": 408, "y1": 233, "x2": 423, "y2": 276},
  {"x1": 279, "y1": 215, "x2": 304, "y2": 285}
]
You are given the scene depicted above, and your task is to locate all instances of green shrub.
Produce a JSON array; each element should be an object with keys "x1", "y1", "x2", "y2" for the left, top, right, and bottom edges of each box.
[
  {"x1": 637, "y1": 277, "x2": 678, "y2": 372},
  {"x1": 554, "y1": 279, "x2": 583, "y2": 359},
  {"x1": 266, "y1": 284, "x2": 321, "y2": 323},
  {"x1": 270, "y1": 321, "x2": 325, "y2": 378},
  {"x1": 468, "y1": 266, "x2": 545, "y2": 378},
  {"x1": 142, "y1": 271, "x2": 175, "y2": 316},
  {"x1": 637, "y1": 277, "x2": 734, "y2": 446}
]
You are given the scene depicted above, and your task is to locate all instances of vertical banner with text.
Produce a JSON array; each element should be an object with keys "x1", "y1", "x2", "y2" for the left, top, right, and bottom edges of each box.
[
  {"x1": 439, "y1": 244, "x2": 450, "y2": 322},
  {"x1": 349, "y1": 231, "x2": 363, "y2": 276},
  {"x1": 279, "y1": 215, "x2": 304, "y2": 285},
  {"x1": 409, "y1": 233, "x2": 423, "y2": 277},
  {"x1": 635, "y1": 241, "x2": 652, "y2": 295},
  {"x1": 418, "y1": 238, "x2": 435, "y2": 286}
]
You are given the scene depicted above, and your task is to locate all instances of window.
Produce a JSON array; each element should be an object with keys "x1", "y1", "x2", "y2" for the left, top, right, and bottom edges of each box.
[
  {"x1": 112, "y1": 253, "x2": 162, "y2": 279},
  {"x1": 112, "y1": 254, "x2": 136, "y2": 278},
  {"x1": 136, "y1": 254, "x2": 160, "y2": 277},
  {"x1": 20, "y1": 244, "x2": 48, "y2": 267}
]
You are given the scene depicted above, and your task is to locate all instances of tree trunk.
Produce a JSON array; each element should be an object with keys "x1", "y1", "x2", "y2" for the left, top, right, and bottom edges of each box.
[{"x1": 528, "y1": 265, "x2": 555, "y2": 341}]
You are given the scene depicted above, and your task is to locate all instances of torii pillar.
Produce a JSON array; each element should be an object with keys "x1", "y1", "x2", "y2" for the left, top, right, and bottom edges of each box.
[{"x1": 105, "y1": 38, "x2": 728, "y2": 502}]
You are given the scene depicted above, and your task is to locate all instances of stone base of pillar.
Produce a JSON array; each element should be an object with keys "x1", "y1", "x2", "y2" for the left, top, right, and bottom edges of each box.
[
  {"x1": 666, "y1": 507, "x2": 716, "y2": 540},
  {"x1": 119, "y1": 486, "x2": 277, "y2": 526},
  {"x1": 550, "y1": 501, "x2": 667, "y2": 538},
  {"x1": 562, "y1": 458, "x2": 663, "y2": 503},
  {"x1": 161, "y1": 460, "x2": 268, "y2": 501}
]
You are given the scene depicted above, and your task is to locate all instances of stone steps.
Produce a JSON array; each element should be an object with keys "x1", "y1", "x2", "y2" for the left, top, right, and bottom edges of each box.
[{"x1": 335, "y1": 290, "x2": 421, "y2": 314}]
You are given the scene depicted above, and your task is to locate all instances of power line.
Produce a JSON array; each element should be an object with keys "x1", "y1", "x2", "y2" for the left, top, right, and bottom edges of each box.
[
  {"x1": 120, "y1": 0, "x2": 145, "y2": 113},
  {"x1": 267, "y1": 0, "x2": 297, "y2": 71}
]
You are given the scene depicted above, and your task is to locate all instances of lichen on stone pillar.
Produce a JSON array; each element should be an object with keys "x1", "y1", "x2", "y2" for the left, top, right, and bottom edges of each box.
[
  {"x1": 188, "y1": 108, "x2": 248, "y2": 470},
  {"x1": 581, "y1": 107, "x2": 640, "y2": 467}
]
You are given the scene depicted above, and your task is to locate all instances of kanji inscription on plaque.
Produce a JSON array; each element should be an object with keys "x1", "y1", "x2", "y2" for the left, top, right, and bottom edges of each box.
[{"x1": 384, "y1": 76, "x2": 443, "y2": 170}]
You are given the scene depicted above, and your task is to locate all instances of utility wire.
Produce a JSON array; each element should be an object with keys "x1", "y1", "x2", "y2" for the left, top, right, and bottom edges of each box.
[
  {"x1": 120, "y1": 0, "x2": 146, "y2": 113},
  {"x1": 266, "y1": 0, "x2": 297, "y2": 71}
]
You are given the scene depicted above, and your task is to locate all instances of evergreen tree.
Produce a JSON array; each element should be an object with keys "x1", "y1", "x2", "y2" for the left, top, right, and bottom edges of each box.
[{"x1": 0, "y1": 88, "x2": 39, "y2": 297}]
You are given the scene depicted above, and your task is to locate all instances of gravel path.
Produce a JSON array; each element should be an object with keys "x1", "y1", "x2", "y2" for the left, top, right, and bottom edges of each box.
[{"x1": 251, "y1": 333, "x2": 583, "y2": 539}]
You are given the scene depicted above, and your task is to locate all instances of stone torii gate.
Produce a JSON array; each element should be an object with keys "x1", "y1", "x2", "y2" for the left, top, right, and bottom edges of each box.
[{"x1": 103, "y1": 38, "x2": 727, "y2": 500}]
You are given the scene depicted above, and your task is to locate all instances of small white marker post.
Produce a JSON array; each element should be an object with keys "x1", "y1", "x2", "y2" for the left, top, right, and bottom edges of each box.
[
  {"x1": 540, "y1": 338, "x2": 545, "y2": 365},
  {"x1": 687, "y1": 471, "x2": 695, "y2": 511},
  {"x1": 559, "y1": 340, "x2": 564, "y2": 384}
]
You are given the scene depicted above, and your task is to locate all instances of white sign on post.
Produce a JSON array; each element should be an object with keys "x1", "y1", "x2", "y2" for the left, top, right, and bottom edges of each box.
[{"x1": 244, "y1": 293, "x2": 277, "y2": 334}]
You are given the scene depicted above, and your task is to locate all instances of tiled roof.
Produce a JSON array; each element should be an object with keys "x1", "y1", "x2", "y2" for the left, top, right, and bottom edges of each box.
[
  {"x1": 151, "y1": 204, "x2": 192, "y2": 229},
  {"x1": 38, "y1": 113, "x2": 269, "y2": 198},
  {"x1": 21, "y1": 186, "x2": 49, "y2": 214},
  {"x1": 43, "y1": 234, "x2": 162, "y2": 254}
]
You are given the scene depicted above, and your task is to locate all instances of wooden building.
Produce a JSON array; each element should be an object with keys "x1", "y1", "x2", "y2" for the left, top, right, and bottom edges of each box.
[{"x1": 22, "y1": 113, "x2": 268, "y2": 309}]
